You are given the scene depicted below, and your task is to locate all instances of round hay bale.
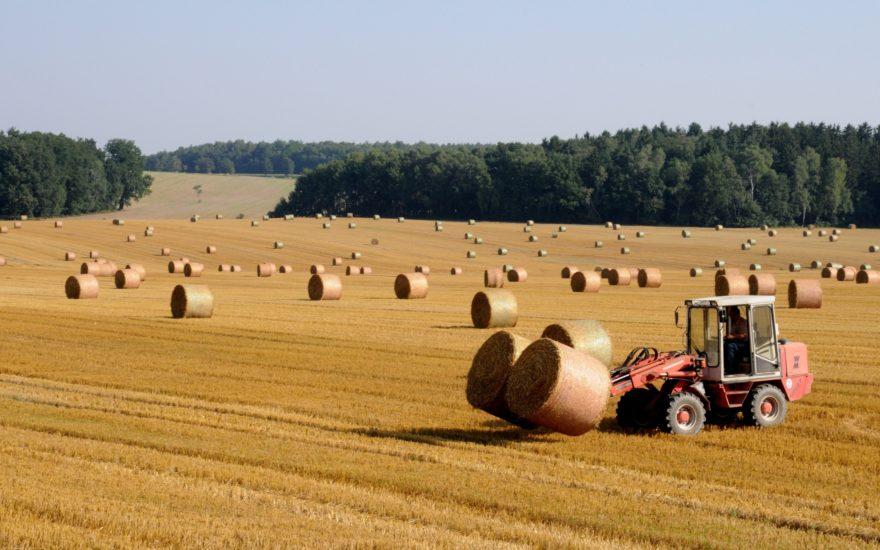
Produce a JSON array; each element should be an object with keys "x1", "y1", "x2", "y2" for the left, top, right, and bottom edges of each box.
[
  {"x1": 526, "y1": 220, "x2": 534, "y2": 226},
  {"x1": 767, "y1": 248, "x2": 776, "y2": 256},
  {"x1": 502, "y1": 264, "x2": 514, "y2": 273},
  {"x1": 600, "y1": 267, "x2": 610, "y2": 279},
  {"x1": 351, "y1": 252, "x2": 361, "y2": 259},
  {"x1": 741, "y1": 243, "x2": 751, "y2": 251},
  {"x1": 168, "y1": 261, "x2": 185, "y2": 274},
  {"x1": 714, "y1": 260, "x2": 726, "y2": 268},
  {"x1": 450, "y1": 267, "x2": 462, "y2": 275},
  {"x1": 605, "y1": 221, "x2": 613, "y2": 228},
  {"x1": 570, "y1": 271, "x2": 600, "y2": 292},
  {"x1": 218, "y1": 214, "x2": 226, "y2": 220},
  {"x1": 608, "y1": 268, "x2": 631, "y2": 286},
  {"x1": 620, "y1": 247, "x2": 630, "y2": 255},
  {"x1": 435, "y1": 225, "x2": 444, "y2": 232},
  {"x1": 467, "y1": 250, "x2": 477, "y2": 258},
  {"x1": 218, "y1": 264, "x2": 231, "y2": 272},
  {"x1": 821, "y1": 266, "x2": 838, "y2": 279},
  {"x1": 471, "y1": 289, "x2": 518, "y2": 328},
  {"x1": 803, "y1": 230, "x2": 812, "y2": 237},
  {"x1": 860, "y1": 264, "x2": 872, "y2": 271},
  {"x1": 636, "y1": 231, "x2": 646, "y2": 238},
  {"x1": 474, "y1": 237, "x2": 483, "y2": 244},
  {"x1": 827, "y1": 262, "x2": 843, "y2": 268},
  {"x1": 279, "y1": 265, "x2": 294, "y2": 274},
  {"x1": 54, "y1": 220, "x2": 63, "y2": 228},
  {"x1": 345, "y1": 265, "x2": 360, "y2": 276},
  {"x1": 832, "y1": 228, "x2": 840, "y2": 235},
  {"x1": 788, "y1": 280, "x2": 822, "y2": 308},
  {"x1": 748, "y1": 238, "x2": 757, "y2": 245},
  {"x1": 627, "y1": 267, "x2": 640, "y2": 279},
  {"x1": 528, "y1": 235, "x2": 538, "y2": 242},
  {"x1": 13, "y1": 221, "x2": 22, "y2": 229},
  {"x1": 716, "y1": 275, "x2": 749, "y2": 296},
  {"x1": 205, "y1": 245, "x2": 217, "y2": 254},
  {"x1": 345, "y1": 213, "x2": 352, "y2": 218},
  {"x1": 466, "y1": 331, "x2": 533, "y2": 426},
  {"x1": 856, "y1": 270, "x2": 879, "y2": 284},
  {"x1": 114, "y1": 269, "x2": 141, "y2": 289},
  {"x1": 464, "y1": 232, "x2": 474, "y2": 239},
  {"x1": 750, "y1": 264, "x2": 762, "y2": 271},
  {"x1": 810, "y1": 260, "x2": 822, "y2": 269},
  {"x1": 274, "y1": 241, "x2": 284, "y2": 249},
  {"x1": 161, "y1": 248, "x2": 171, "y2": 256},
  {"x1": 715, "y1": 225, "x2": 723, "y2": 231},
  {"x1": 370, "y1": 238, "x2": 379, "y2": 245},
  {"x1": 184, "y1": 262, "x2": 204, "y2": 277},
  {"x1": 523, "y1": 226, "x2": 532, "y2": 233},
  {"x1": 789, "y1": 263, "x2": 802, "y2": 272},
  {"x1": 594, "y1": 240, "x2": 603, "y2": 248},
  {"x1": 541, "y1": 320, "x2": 612, "y2": 366},
  {"x1": 373, "y1": 214, "x2": 380, "y2": 220},
  {"x1": 322, "y1": 222, "x2": 331, "y2": 229},
  {"x1": 348, "y1": 222, "x2": 357, "y2": 229},
  {"x1": 818, "y1": 229, "x2": 828, "y2": 237},
  {"x1": 760, "y1": 224, "x2": 769, "y2": 231},
  {"x1": 681, "y1": 229, "x2": 692, "y2": 238},
  {"x1": 505, "y1": 338, "x2": 610, "y2": 436},
  {"x1": 308, "y1": 274, "x2": 342, "y2": 300},
  {"x1": 690, "y1": 267, "x2": 703, "y2": 277},
  {"x1": 251, "y1": 220, "x2": 260, "y2": 227},
  {"x1": 497, "y1": 248, "x2": 508, "y2": 256},
  {"x1": 125, "y1": 264, "x2": 146, "y2": 281},
  {"x1": 837, "y1": 266, "x2": 857, "y2": 281},
  {"x1": 484, "y1": 268, "x2": 505, "y2": 288},
  {"x1": 144, "y1": 229, "x2": 154, "y2": 237},
  {"x1": 394, "y1": 272, "x2": 428, "y2": 299},
  {"x1": 468, "y1": 219, "x2": 476, "y2": 225},
  {"x1": 310, "y1": 264, "x2": 325, "y2": 274},
  {"x1": 537, "y1": 249, "x2": 548, "y2": 257},
  {"x1": 869, "y1": 245, "x2": 879, "y2": 253},
  {"x1": 769, "y1": 229, "x2": 778, "y2": 237},
  {"x1": 315, "y1": 213, "x2": 323, "y2": 219},
  {"x1": 257, "y1": 263, "x2": 276, "y2": 277},
  {"x1": 415, "y1": 265, "x2": 430, "y2": 275},
  {"x1": 507, "y1": 268, "x2": 528, "y2": 282},
  {"x1": 613, "y1": 223, "x2": 622, "y2": 230},
  {"x1": 637, "y1": 268, "x2": 662, "y2": 288},
  {"x1": 808, "y1": 223, "x2": 816, "y2": 230},
  {"x1": 561, "y1": 266, "x2": 578, "y2": 279},
  {"x1": 617, "y1": 233, "x2": 626, "y2": 241},
  {"x1": 0, "y1": 226, "x2": 7, "y2": 233},
  {"x1": 558, "y1": 225, "x2": 567, "y2": 232},
  {"x1": 360, "y1": 266, "x2": 372, "y2": 275},
  {"x1": 231, "y1": 265, "x2": 242, "y2": 273},
  {"x1": 90, "y1": 251, "x2": 100, "y2": 259},
  {"x1": 190, "y1": 216, "x2": 199, "y2": 223},
  {"x1": 849, "y1": 223, "x2": 857, "y2": 229},
  {"x1": 332, "y1": 257, "x2": 343, "y2": 266},
  {"x1": 749, "y1": 273, "x2": 776, "y2": 296},
  {"x1": 65, "y1": 275, "x2": 98, "y2": 299},
  {"x1": 398, "y1": 217, "x2": 405, "y2": 223},
  {"x1": 829, "y1": 235, "x2": 839, "y2": 242},
  {"x1": 113, "y1": 219, "x2": 125, "y2": 226},
  {"x1": 171, "y1": 285, "x2": 213, "y2": 318},
  {"x1": 65, "y1": 252, "x2": 76, "y2": 261},
  {"x1": 178, "y1": 257, "x2": 190, "y2": 264}
]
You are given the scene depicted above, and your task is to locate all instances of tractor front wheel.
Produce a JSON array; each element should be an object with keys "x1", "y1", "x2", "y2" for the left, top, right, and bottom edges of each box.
[
  {"x1": 616, "y1": 388, "x2": 659, "y2": 430},
  {"x1": 661, "y1": 392, "x2": 706, "y2": 435},
  {"x1": 743, "y1": 384, "x2": 787, "y2": 428}
]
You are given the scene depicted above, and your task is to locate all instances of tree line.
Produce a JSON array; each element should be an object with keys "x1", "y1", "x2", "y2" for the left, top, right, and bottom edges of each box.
[
  {"x1": 0, "y1": 129, "x2": 152, "y2": 217},
  {"x1": 273, "y1": 123, "x2": 880, "y2": 227},
  {"x1": 145, "y1": 140, "x2": 416, "y2": 175}
]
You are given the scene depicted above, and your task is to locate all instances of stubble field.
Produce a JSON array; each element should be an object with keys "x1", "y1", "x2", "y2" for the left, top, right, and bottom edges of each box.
[{"x1": 0, "y1": 215, "x2": 878, "y2": 548}]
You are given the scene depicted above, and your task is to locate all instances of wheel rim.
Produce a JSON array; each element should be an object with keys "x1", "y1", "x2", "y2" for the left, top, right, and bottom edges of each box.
[
  {"x1": 676, "y1": 404, "x2": 696, "y2": 429},
  {"x1": 760, "y1": 396, "x2": 779, "y2": 420}
]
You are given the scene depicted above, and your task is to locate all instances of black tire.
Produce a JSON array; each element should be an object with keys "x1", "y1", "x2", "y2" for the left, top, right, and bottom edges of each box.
[
  {"x1": 661, "y1": 392, "x2": 706, "y2": 435},
  {"x1": 743, "y1": 384, "x2": 787, "y2": 428},
  {"x1": 616, "y1": 388, "x2": 659, "y2": 430}
]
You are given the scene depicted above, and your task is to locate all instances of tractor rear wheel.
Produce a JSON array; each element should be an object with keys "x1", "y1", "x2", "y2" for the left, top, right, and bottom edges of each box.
[
  {"x1": 743, "y1": 384, "x2": 787, "y2": 428},
  {"x1": 661, "y1": 392, "x2": 706, "y2": 435},
  {"x1": 616, "y1": 388, "x2": 659, "y2": 430}
]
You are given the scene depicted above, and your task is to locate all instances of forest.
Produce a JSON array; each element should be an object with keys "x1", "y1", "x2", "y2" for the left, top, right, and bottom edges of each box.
[
  {"x1": 273, "y1": 123, "x2": 880, "y2": 227},
  {"x1": 0, "y1": 130, "x2": 152, "y2": 217}
]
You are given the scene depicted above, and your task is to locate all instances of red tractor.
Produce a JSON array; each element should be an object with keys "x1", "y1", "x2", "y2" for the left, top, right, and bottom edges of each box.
[{"x1": 612, "y1": 295, "x2": 813, "y2": 435}]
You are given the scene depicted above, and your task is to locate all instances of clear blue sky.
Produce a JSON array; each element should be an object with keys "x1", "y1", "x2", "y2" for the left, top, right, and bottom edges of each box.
[{"x1": 2, "y1": 0, "x2": 878, "y2": 153}]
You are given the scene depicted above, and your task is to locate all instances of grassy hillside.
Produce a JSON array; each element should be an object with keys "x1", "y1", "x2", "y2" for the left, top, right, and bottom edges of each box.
[
  {"x1": 0, "y1": 217, "x2": 878, "y2": 547},
  {"x1": 77, "y1": 172, "x2": 295, "y2": 220}
]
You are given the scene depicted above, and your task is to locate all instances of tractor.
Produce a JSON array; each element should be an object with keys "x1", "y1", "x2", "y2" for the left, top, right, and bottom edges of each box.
[{"x1": 611, "y1": 295, "x2": 812, "y2": 435}]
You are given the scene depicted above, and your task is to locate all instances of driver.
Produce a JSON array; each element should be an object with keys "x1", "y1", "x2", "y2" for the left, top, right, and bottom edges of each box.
[{"x1": 724, "y1": 306, "x2": 748, "y2": 371}]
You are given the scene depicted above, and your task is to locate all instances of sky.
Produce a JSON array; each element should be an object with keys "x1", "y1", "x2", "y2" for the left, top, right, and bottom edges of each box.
[{"x1": 1, "y1": 0, "x2": 879, "y2": 154}]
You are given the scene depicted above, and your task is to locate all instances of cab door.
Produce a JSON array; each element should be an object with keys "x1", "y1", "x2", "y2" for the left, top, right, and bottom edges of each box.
[{"x1": 750, "y1": 304, "x2": 780, "y2": 374}]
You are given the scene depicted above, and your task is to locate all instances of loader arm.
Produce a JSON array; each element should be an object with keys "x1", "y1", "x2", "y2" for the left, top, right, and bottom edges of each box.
[{"x1": 609, "y1": 351, "x2": 699, "y2": 397}]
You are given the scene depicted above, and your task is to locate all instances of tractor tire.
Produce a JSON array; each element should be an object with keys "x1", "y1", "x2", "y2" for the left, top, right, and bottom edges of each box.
[
  {"x1": 661, "y1": 392, "x2": 706, "y2": 435},
  {"x1": 616, "y1": 388, "x2": 659, "y2": 430},
  {"x1": 743, "y1": 384, "x2": 787, "y2": 428}
]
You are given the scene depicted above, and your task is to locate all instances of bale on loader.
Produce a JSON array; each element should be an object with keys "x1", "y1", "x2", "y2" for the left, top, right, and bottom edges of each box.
[
  {"x1": 748, "y1": 273, "x2": 776, "y2": 296},
  {"x1": 561, "y1": 266, "x2": 578, "y2": 279},
  {"x1": 570, "y1": 271, "x2": 600, "y2": 292},
  {"x1": 471, "y1": 289, "x2": 518, "y2": 328},
  {"x1": 788, "y1": 280, "x2": 822, "y2": 309},
  {"x1": 308, "y1": 274, "x2": 342, "y2": 300},
  {"x1": 114, "y1": 269, "x2": 141, "y2": 289},
  {"x1": 394, "y1": 273, "x2": 428, "y2": 299},
  {"x1": 716, "y1": 275, "x2": 749, "y2": 296},
  {"x1": 484, "y1": 268, "x2": 505, "y2": 288},
  {"x1": 171, "y1": 285, "x2": 213, "y2": 318},
  {"x1": 540, "y1": 320, "x2": 612, "y2": 366},
  {"x1": 608, "y1": 268, "x2": 631, "y2": 286},
  {"x1": 637, "y1": 268, "x2": 662, "y2": 288},
  {"x1": 505, "y1": 338, "x2": 611, "y2": 436},
  {"x1": 65, "y1": 275, "x2": 99, "y2": 299},
  {"x1": 507, "y1": 268, "x2": 528, "y2": 282}
]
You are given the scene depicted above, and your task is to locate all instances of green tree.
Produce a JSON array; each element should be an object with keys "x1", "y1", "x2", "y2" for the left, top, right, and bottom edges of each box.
[{"x1": 104, "y1": 139, "x2": 153, "y2": 210}]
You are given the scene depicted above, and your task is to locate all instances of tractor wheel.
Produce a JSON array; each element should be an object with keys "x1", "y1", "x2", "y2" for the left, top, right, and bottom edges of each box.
[
  {"x1": 743, "y1": 384, "x2": 787, "y2": 428},
  {"x1": 616, "y1": 388, "x2": 659, "y2": 430},
  {"x1": 661, "y1": 392, "x2": 706, "y2": 435}
]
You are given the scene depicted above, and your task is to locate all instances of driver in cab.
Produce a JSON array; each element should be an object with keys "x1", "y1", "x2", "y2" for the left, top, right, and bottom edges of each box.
[{"x1": 724, "y1": 306, "x2": 749, "y2": 372}]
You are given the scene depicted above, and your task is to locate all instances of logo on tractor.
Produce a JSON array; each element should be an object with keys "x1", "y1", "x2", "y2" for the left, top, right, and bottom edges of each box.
[{"x1": 786, "y1": 378, "x2": 793, "y2": 389}]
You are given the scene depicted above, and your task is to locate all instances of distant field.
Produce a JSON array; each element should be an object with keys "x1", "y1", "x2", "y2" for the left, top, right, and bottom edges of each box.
[
  {"x1": 77, "y1": 172, "x2": 295, "y2": 220},
  {"x1": 0, "y1": 217, "x2": 878, "y2": 547}
]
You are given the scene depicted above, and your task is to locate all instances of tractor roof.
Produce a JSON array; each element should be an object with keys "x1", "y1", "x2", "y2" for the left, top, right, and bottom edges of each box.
[{"x1": 686, "y1": 295, "x2": 776, "y2": 307}]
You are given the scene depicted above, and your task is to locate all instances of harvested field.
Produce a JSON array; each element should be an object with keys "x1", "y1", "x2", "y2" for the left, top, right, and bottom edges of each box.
[{"x1": 0, "y1": 219, "x2": 877, "y2": 547}]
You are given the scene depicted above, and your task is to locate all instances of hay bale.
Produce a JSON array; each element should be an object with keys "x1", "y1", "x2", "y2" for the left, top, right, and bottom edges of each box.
[
  {"x1": 821, "y1": 266, "x2": 838, "y2": 279},
  {"x1": 373, "y1": 214, "x2": 380, "y2": 220},
  {"x1": 856, "y1": 270, "x2": 879, "y2": 284},
  {"x1": 767, "y1": 248, "x2": 776, "y2": 256},
  {"x1": 345, "y1": 265, "x2": 360, "y2": 276},
  {"x1": 627, "y1": 267, "x2": 640, "y2": 279},
  {"x1": 818, "y1": 229, "x2": 828, "y2": 237},
  {"x1": 741, "y1": 243, "x2": 751, "y2": 250},
  {"x1": 415, "y1": 265, "x2": 430, "y2": 275},
  {"x1": 769, "y1": 229, "x2": 778, "y2": 237},
  {"x1": 541, "y1": 320, "x2": 612, "y2": 366},
  {"x1": 558, "y1": 225, "x2": 567, "y2": 232},
  {"x1": 308, "y1": 274, "x2": 342, "y2": 301},
  {"x1": 637, "y1": 268, "x2": 662, "y2": 288},
  {"x1": 330, "y1": 215, "x2": 338, "y2": 220},
  {"x1": 636, "y1": 231, "x2": 646, "y2": 238},
  {"x1": 184, "y1": 262, "x2": 204, "y2": 277},
  {"x1": 497, "y1": 248, "x2": 508, "y2": 256},
  {"x1": 750, "y1": 264, "x2": 762, "y2": 271},
  {"x1": 760, "y1": 224, "x2": 769, "y2": 231},
  {"x1": 474, "y1": 237, "x2": 483, "y2": 244},
  {"x1": 13, "y1": 221, "x2": 22, "y2": 229},
  {"x1": 537, "y1": 249, "x2": 548, "y2": 257},
  {"x1": 466, "y1": 331, "x2": 533, "y2": 426},
  {"x1": 848, "y1": 223, "x2": 857, "y2": 229},
  {"x1": 310, "y1": 264, "x2": 325, "y2": 274},
  {"x1": 360, "y1": 266, "x2": 372, "y2": 275},
  {"x1": 613, "y1": 223, "x2": 622, "y2": 230},
  {"x1": 594, "y1": 240, "x2": 603, "y2": 248},
  {"x1": 528, "y1": 235, "x2": 538, "y2": 242},
  {"x1": 561, "y1": 266, "x2": 578, "y2": 279},
  {"x1": 464, "y1": 232, "x2": 474, "y2": 239},
  {"x1": 435, "y1": 225, "x2": 444, "y2": 232},
  {"x1": 219, "y1": 214, "x2": 227, "y2": 220},
  {"x1": 251, "y1": 220, "x2": 260, "y2": 227},
  {"x1": 748, "y1": 238, "x2": 757, "y2": 245},
  {"x1": 788, "y1": 280, "x2": 822, "y2": 308},
  {"x1": 502, "y1": 264, "x2": 514, "y2": 273},
  {"x1": 331, "y1": 257, "x2": 343, "y2": 266},
  {"x1": 605, "y1": 221, "x2": 613, "y2": 228},
  {"x1": 274, "y1": 241, "x2": 284, "y2": 249},
  {"x1": 114, "y1": 269, "x2": 141, "y2": 289},
  {"x1": 810, "y1": 260, "x2": 822, "y2": 269},
  {"x1": 0, "y1": 256, "x2": 5, "y2": 266},
  {"x1": 749, "y1": 273, "x2": 776, "y2": 296},
  {"x1": 484, "y1": 268, "x2": 505, "y2": 288},
  {"x1": 190, "y1": 215, "x2": 199, "y2": 223},
  {"x1": 870, "y1": 245, "x2": 879, "y2": 253},
  {"x1": 65, "y1": 252, "x2": 76, "y2": 261},
  {"x1": 715, "y1": 225, "x2": 723, "y2": 231},
  {"x1": 125, "y1": 264, "x2": 146, "y2": 281},
  {"x1": 526, "y1": 220, "x2": 534, "y2": 226},
  {"x1": 279, "y1": 265, "x2": 294, "y2": 274},
  {"x1": 600, "y1": 267, "x2": 610, "y2": 279},
  {"x1": 0, "y1": 226, "x2": 7, "y2": 233},
  {"x1": 471, "y1": 289, "x2": 517, "y2": 328},
  {"x1": 348, "y1": 222, "x2": 357, "y2": 229},
  {"x1": 206, "y1": 245, "x2": 217, "y2": 254},
  {"x1": 505, "y1": 338, "x2": 610, "y2": 436},
  {"x1": 468, "y1": 219, "x2": 476, "y2": 225},
  {"x1": 690, "y1": 267, "x2": 703, "y2": 277},
  {"x1": 126, "y1": 234, "x2": 136, "y2": 242},
  {"x1": 398, "y1": 217, "x2": 405, "y2": 223},
  {"x1": 617, "y1": 233, "x2": 626, "y2": 241},
  {"x1": 829, "y1": 235, "x2": 839, "y2": 242},
  {"x1": 827, "y1": 262, "x2": 843, "y2": 268},
  {"x1": 113, "y1": 219, "x2": 125, "y2": 226},
  {"x1": 832, "y1": 228, "x2": 840, "y2": 235},
  {"x1": 467, "y1": 250, "x2": 477, "y2": 258},
  {"x1": 54, "y1": 220, "x2": 63, "y2": 228},
  {"x1": 168, "y1": 261, "x2": 185, "y2": 274},
  {"x1": 218, "y1": 264, "x2": 231, "y2": 272},
  {"x1": 144, "y1": 229, "x2": 154, "y2": 237},
  {"x1": 789, "y1": 263, "x2": 802, "y2": 272},
  {"x1": 323, "y1": 222, "x2": 331, "y2": 229},
  {"x1": 257, "y1": 263, "x2": 276, "y2": 277},
  {"x1": 394, "y1": 273, "x2": 428, "y2": 299},
  {"x1": 837, "y1": 266, "x2": 857, "y2": 281},
  {"x1": 450, "y1": 267, "x2": 463, "y2": 275},
  {"x1": 620, "y1": 247, "x2": 630, "y2": 255},
  {"x1": 523, "y1": 226, "x2": 532, "y2": 233},
  {"x1": 80, "y1": 262, "x2": 102, "y2": 276},
  {"x1": 716, "y1": 275, "x2": 749, "y2": 296},
  {"x1": 350, "y1": 251, "x2": 361, "y2": 260},
  {"x1": 714, "y1": 260, "x2": 726, "y2": 268},
  {"x1": 171, "y1": 285, "x2": 213, "y2": 318},
  {"x1": 507, "y1": 268, "x2": 528, "y2": 282},
  {"x1": 681, "y1": 230, "x2": 692, "y2": 238},
  {"x1": 608, "y1": 268, "x2": 631, "y2": 286},
  {"x1": 231, "y1": 265, "x2": 242, "y2": 273},
  {"x1": 315, "y1": 213, "x2": 323, "y2": 219},
  {"x1": 65, "y1": 275, "x2": 99, "y2": 299},
  {"x1": 803, "y1": 230, "x2": 812, "y2": 237},
  {"x1": 161, "y1": 248, "x2": 171, "y2": 256},
  {"x1": 19, "y1": 215, "x2": 27, "y2": 221},
  {"x1": 860, "y1": 264, "x2": 872, "y2": 271},
  {"x1": 570, "y1": 271, "x2": 600, "y2": 292}
]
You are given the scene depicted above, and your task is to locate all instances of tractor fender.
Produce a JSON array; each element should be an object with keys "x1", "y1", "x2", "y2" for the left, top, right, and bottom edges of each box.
[{"x1": 661, "y1": 380, "x2": 711, "y2": 410}]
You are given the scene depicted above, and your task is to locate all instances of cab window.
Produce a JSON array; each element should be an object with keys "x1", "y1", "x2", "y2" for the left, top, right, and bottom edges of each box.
[
  {"x1": 752, "y1": 305, "x2": 777, "y2": 362},
  {"x1": 689, "y1": 307, "x2": 719, "y2": 366}
]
